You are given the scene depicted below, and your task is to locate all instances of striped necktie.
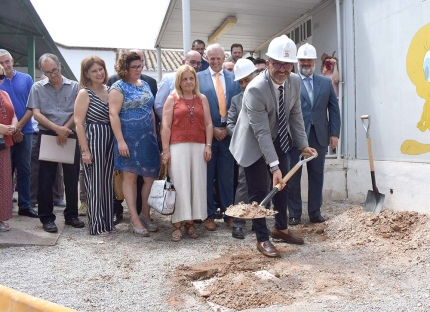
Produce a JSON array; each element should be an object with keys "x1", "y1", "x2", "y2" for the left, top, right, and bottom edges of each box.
[
  {"x1": 278, "y1": 85, "x2": 291, "y2": 153},
  {"x1": 305, "y1": 77, "x2": 314, "y2": 105}
]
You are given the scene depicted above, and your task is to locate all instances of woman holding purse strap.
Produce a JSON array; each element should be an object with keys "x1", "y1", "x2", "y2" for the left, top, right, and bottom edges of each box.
[
  {"x1": 0, "y1": 64, "x2": 19, "y2": 231},
  {"x1": 161, "y1": 65, "x2": 213, "y2": 242}
]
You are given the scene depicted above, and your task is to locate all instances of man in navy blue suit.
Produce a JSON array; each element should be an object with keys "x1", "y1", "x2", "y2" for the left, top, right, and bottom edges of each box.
[
  {"x1": 197, "y1": 43, "x2": 241, "y2": 231},
  {"x1": 288, "y1": 43, "x2": 341, "y2": 225}
]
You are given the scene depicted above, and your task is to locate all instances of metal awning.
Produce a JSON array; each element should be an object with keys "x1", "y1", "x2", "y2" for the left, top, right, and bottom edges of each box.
[
  {"x1": 155, "y1": 0, "x2": 325, "y2": 52},
  {"x1": 0, "y1": 0, "x2": 75, "y2": 80}
]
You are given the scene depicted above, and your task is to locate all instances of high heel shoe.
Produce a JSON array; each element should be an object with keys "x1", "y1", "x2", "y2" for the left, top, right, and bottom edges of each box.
[
  {"x1": 129, "y1": 222, "x2": 149, "y2": 237},
  {"x1": 184, "y1": 222, "x2": 199, "y2": 239},
  {"x1": 139, "y1": 214, "x2": 158, "y2": 232}
]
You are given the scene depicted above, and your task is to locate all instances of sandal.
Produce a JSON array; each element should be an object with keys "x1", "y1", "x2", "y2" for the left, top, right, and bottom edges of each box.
[
  {"x1": 129, "y1": 221, "x2": 149, "y2": 237},
  {"x1": 171, "y1": 224, "x2": 183, "y2": 242},
  {"x1": 0, "y1": 221, "x2": 10, "y2": 232},
  {"x1": 184, "y1": 222, "x2": 199, "y2": 239},
  {"x1": 98, "y1": 231, "x2": 110, "y2": 237},
  {"x1": 139, "y1": 214, "x2": 159, "y2": 232}
]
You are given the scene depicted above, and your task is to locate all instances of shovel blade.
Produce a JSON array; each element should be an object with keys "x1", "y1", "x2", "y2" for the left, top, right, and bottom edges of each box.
[{"x1": 363, "y1": 190, "x2": 385, "y2": 213}]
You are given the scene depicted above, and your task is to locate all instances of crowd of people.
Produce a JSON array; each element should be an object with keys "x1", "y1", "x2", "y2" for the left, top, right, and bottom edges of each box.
[{"x1": 0, "y1": 35, "x2": 340, "y2": 258}]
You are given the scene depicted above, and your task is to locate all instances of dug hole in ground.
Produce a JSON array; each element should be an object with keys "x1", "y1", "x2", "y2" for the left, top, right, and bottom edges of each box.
[{"x1": 1, "y1": 201, "x2": 430, "y2": 311}]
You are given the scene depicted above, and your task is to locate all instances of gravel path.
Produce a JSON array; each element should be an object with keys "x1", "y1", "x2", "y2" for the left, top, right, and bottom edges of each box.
[{"x1": 1, "y1": 201, "x2": 429, "y2": 312}]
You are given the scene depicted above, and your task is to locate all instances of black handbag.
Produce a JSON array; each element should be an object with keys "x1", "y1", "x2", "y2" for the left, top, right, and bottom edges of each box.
[{"x1": 0, "y1": 135, "x2": 6, "y2": 151}]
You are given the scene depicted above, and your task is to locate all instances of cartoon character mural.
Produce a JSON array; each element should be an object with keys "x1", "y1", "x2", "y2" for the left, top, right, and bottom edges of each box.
[{"x1": 401, "y1": 23, "x2": 430, "y2": 155}]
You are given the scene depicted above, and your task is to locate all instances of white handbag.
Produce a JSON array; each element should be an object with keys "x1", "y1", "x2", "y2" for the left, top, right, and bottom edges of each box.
[{"x1": 148, "y1": 176, "x2": 176, "y2": 215}]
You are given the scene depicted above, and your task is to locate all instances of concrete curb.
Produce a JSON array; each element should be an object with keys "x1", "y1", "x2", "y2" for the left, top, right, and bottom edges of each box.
[{"x1": 0, "y1": 284, "x2": 77, "y2": 312}]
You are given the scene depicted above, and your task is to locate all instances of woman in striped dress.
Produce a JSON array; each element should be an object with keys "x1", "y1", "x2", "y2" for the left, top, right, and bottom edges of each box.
[{"x1": 74, "y1": 56, "x2": 114, "y2": 236}]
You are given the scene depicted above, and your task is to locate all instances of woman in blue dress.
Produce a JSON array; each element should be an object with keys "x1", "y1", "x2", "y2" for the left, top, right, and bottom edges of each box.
[{"x1": 109, "y1": 52, "x2": 160, "y2": 237}]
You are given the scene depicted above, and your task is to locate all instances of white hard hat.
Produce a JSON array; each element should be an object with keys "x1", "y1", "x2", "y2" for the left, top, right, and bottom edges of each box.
[
  {"x1": 297, "y1": 43, "x2": 317, "y2": 59},
  {"x1": 234, "y1": 59, "x2": 257, "y2": 81},
  {"x1": 266, "y1": 35, "x2": 298, "y2": 63}
]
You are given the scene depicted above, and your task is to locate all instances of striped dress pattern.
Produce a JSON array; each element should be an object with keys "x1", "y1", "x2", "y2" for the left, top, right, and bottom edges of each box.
[{"x1": 84, "y1": 87, "x2": 114, "y2": 235}]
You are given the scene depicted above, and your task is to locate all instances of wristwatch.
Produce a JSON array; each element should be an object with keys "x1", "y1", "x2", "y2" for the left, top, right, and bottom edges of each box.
[{"x1": 270, "y1": 165, "x2": 279, "y2": 173}]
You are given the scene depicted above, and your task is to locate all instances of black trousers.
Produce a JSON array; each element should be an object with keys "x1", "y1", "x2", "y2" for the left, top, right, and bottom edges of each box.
[
  {"x1": 113, "y1": 176, "x2": 143, "y2": 215},
  {"x1": 244, "y1": 136, "x2": 289, "y2": 242},
  {"x1": 37, "y1": 130, "x2": 80, "y2": 224}
]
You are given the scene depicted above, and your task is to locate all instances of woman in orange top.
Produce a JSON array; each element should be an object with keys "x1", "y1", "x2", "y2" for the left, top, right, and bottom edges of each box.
[
  {"x1": 161, "y1": 65, "x2": 213, "y2": 242},
  {"x1": 0, "y1": 64, "x2": 19, "y2": 231}
]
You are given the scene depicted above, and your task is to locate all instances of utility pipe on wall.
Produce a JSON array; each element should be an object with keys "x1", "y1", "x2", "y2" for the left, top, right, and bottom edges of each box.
[
  {"x1": 156, "y1": 47, "x2": 162, "y2": 83},
  {"x1": 335, "y1": 0, "x2": 344, "y2": 160}
]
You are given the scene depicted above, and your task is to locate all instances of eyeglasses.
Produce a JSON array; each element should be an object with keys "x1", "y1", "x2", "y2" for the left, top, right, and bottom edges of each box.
[
  {"x1": 269, "y1": 61, "x2": 293, "y2": 70},
  {"x1": 129, "y1": 64, "x2": 144, "y2": 71},
  {"x1": 43, "y1": 68, "x2": 60, "y2": 76},
  {"x1": 188, "y1": 60, "x2": 202, "y2": 67},
  {"x1": 0, "y1": 74, "x2": 5, "y2": 80}
]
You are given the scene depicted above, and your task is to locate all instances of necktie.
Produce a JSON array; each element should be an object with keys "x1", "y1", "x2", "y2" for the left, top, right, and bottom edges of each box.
[
  {"x1": 305, "y1": 77, "x2": 314, "y2": 105},
  {"x1": 215, "y1": 72, "x2": 227, "y2": 117},
  {"x1": 278, "y1": 85, "x2": 291, "y2": 153}
]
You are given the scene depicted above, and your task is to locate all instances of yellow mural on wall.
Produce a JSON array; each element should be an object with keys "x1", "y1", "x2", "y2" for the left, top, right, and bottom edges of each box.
[{"x1": 401, "y1": 23, "x2": 430, "y2": 155}]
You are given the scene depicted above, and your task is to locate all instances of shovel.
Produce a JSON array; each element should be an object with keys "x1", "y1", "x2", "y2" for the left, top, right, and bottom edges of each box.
[
  {"x1": 226, "y1": 154, "x2": 316, "y2": 219},
  {"x1": 361, "y1": 115, "x2": 385, "y2": 213}
]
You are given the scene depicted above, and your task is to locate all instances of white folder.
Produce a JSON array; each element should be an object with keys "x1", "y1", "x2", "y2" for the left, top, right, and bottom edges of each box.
[{"x1": 39, "y1": 134, "x2": 76, "y2": 164}]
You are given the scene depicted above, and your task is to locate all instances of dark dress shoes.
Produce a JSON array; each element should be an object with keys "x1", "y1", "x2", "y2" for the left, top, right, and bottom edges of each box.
[
  {"x1": 18, "y1": 207, "x2": 38, "y2": 218},
  {"x1": 43, "y1": 221, "x2": 58, "y2": 233},
  {"x1": 113, "y1": 213, "x2": 123, "y2": 225},
  {"x1": 65, "y1": 218, "x2": 85, "y2": 228},
  {"x1": 288, "y1": 217, "x2": 301, "y2": 225},
  {"x1": 271, "y1": 227, "x2": 304, "y2": 245},
  {"x1": 256, "y1": 240, "x2": 280, "y2": 258},
  {"x1": 232, "y1": 227, "x2": 245, "y2": 239},
  {"x1": 309, "y1": 213, "x2": 326, "y2": 223}
]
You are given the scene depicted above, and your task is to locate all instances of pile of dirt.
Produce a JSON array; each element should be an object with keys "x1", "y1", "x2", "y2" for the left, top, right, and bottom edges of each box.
[
  {"x1": 225, "y1": 201, "x2": 278, "y2": 219},
  {"x1": 170, "y1": 204, "x2": 430, "y2": 311},
  {"x1": 174, "y1": 251, "x2": 294, "y2": 310},
  {"x1": 325, "y1": 206, "x2": 430, "y2": 249}
]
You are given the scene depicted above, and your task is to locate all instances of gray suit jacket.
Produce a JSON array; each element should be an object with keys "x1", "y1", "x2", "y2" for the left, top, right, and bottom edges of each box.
[
  {"x1": 227, "y1": 92, "x2": 243, "y2": 136},
  {"x1": 299, "y1": 74, "x2": 341, "y2": 147},
  {"x1": 229, "y1": 70, "x2": 308, "y2": 167}
]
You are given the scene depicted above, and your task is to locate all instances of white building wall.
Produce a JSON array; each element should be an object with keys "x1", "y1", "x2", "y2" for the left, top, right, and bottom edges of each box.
[
  {"x1": 57, "y1": 47, "x2": 116, "y2": 82},
  {"x1": 345, "y1": 0, "x2": 430, "y2": 212}
]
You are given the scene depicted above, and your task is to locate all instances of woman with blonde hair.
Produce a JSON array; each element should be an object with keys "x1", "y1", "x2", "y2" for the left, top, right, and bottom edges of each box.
[
  {"x1": 0, "y1": 64, "x2": 19, "y2": 231},
  {"x1": 74, "y1": 56, "x2": 114, "y2": 236},
  {"x1": 161, "y1": 64, "x2": 213, "y2": 241},
  {"x1": 109, "y1": 51, "x2": 159, "y2": 237}
]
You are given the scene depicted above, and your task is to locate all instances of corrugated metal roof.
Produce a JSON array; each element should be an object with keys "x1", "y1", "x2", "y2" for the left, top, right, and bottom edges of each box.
[{"x1": 116, "y1": 48, "x2": 183, "y2": 72}]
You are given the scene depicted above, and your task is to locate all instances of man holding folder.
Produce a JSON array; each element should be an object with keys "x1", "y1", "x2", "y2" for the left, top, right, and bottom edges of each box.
[{"x1": 27, "y1": 53, "x2": 84, "y2": 233}]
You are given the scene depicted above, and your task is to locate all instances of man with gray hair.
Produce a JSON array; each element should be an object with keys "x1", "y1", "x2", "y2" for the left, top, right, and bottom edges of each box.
[
  {"x1": 0, "y1": 49, "x2": 38, "y2": 218},
  {"x1": 197, "y1": 43, "x2": 241, "y2": 231},
  {"x1": 154, "y1": 49, "x2": 202, "y2": 120},
  {"x1": 27, "y1": 53, "x2": 84, "y2": 233}
]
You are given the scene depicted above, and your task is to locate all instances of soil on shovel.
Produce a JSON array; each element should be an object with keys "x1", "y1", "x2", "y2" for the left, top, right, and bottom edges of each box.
[
  {"x1": 225, "y1": 201, "x2": 278, "y2": 219},
  {"x1": 169, "y1": 203, "x2": 430, "y2": 311}
]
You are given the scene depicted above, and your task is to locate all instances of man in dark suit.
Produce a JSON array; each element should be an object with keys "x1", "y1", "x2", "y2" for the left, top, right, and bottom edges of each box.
[
  {"x1": 106, "y1": 49, "x2": 158, "y2": 225},
  {"x1": 192, "y1": 39, "x2": 209, "y2": 71},
  {"x1": 288, "y1": 43, "x2": 341, "y2": 225},
  {"x1": 230, "y1": 35, "x2": 317, "y2": 258},
  {"x1": 197, "y1": 43, "x2": 241, "y2": 231}
]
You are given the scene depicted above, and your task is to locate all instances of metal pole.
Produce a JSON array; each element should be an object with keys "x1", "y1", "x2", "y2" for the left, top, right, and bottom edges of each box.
[
  {"x1": 27, "y1": 36, "x2": 35, "y2": 81},
  {"x1": 182, "y1": 0, "x2": 191, "y2": 52},
  {"x1": 335, "y1": 0, "x2": 344, "y2": 160},
  {"x1": 156, "y1": 46, "x2": 162, "y2": 83}
]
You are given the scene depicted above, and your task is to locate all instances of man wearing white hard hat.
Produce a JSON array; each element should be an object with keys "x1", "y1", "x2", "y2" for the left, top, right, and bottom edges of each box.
[
  {"x1": 230, "y1": 35, "x2": 317, "y2": 258},
  {"x1": 227, "y1": 59, "x2": 258, "y2": 239},
  {"x1": 288, "y1": 43, "x2": 341, "y2": 225}
]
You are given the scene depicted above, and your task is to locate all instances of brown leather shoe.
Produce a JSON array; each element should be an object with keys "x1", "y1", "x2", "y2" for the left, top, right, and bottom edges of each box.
[
  {"x1": 256, "y1": 240, "x2": 280, "y2": 258},
  {"x1": 224, "y1": 218, "x2": 233, "y2": 228},
  {"x1": 271, "y1": 227, "x2": 304, "y2": 245},
  {"x1": 204, "y1": 218, "x2": 217, "y2": 231}
]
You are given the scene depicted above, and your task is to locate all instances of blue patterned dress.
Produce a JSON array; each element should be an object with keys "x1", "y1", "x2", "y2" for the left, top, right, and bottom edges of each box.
[{"x1": 110, "y1": 80, "x2": 159, "y2": 177}]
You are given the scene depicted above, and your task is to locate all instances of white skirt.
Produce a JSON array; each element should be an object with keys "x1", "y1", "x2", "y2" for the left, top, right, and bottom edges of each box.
[{"x1": 168, "y1": 142, "x2": 207, "y2": 223}]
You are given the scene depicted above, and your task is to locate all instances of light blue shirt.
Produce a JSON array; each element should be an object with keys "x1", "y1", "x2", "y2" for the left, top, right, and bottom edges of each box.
[
  {"x1": 299, "y1": 73, "x2": 314, "y2": 89},
  {"x1": 154, "y1": 72, "x2": 176, "y2": 120}
]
